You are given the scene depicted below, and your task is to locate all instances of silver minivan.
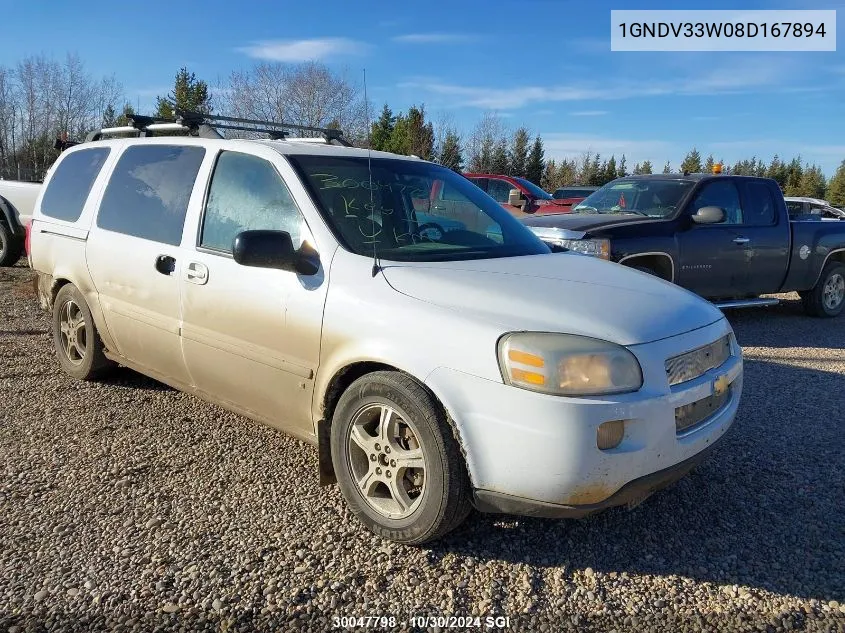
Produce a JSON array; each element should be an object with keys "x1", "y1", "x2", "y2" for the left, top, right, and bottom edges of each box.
[{"x1": 29, "y1": 130, "x2": 742, "y2": 544}]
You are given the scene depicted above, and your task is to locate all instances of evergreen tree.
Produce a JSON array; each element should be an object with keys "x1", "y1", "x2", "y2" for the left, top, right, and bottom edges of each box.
[
  {"x1": 155, "y1": 67, "x2": 212, "y2": 119},
  {"x1": 437, "y1": 131, "x2": 463, "y2": 172},
  {"x1": 541, "y1": 159, "x2": 557, "y2": 192},
  {"x1": 767, "y1": 155, "x2": 788, "y2": 188},
  {"x1": 827, "y1": 159, "x2": 845, "y2": 207},
  {"x1": 370, "y1": 103, "x2": 395, "y2": 151},
  {"x1": 102, "y1": 104, "x2": 117, "y2": 128},
  {"x1": 490, "y1": 139, "x2": 509, "y2": 174},
  {"x1": 387, "y1": 112, "x2": 409, "y2": 155},
  {"x1": 588, "y1": 153, "x2": 603, "y2": 186},
  {"x1": 405, "y1": 105, "x2": 434, "y2": 160},
  {"x1": 525, "y1": 136, "x2": 545, "y2": 186},
  {"x1": 509, "y1": 127, "x2": 530, "y2": 177},
  {"x1": 639, "y1": 160, "x2": 653, "y2": 174},
  {"x1": 617, "y1": 154, "x2": 627, "y2": 178},
  {"x1": 704, "y1": 154, "x2": 715, "y2": 173},
  {"x1": 115, "y1": 103, "x2": 135, "y2": 126},
  {"x1": 680, "y1": 148, "x2": 702, "y2": 174},
  {"x1": 784, "y1": 157, "x2": 804, "y2": 196},
  {"x1": 605, "y1": 156, "x2": 618, "y2": 184},
  {"x1": 662, "y1": 160, "x2": 672, "y2": 174},
  {"x1": 799, "y1": 164, "x2": 826, "y2": 199}
]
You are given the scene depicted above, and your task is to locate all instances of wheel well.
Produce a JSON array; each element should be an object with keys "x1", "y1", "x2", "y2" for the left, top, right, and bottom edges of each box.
[
  {"x1": 621, "y1": 254, "x2": 673, "y2": 282},
  {"x1": 321, "y1": 361, "x2": 396, "y2": 423},
  {"x1": 829, "y1": 251, "x2": 845, "y2": 267}
]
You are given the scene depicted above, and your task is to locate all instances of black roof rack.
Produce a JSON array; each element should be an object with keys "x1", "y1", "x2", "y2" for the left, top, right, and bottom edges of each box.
[{"x1": 82, "y1": 109, "x2": 352, "y2": 146}]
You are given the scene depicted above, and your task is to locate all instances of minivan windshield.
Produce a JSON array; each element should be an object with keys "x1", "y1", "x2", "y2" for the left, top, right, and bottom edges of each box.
[
  {"x1": 572, "y1": 179, "x2": 695, "y2": 217},
  {"x1": 289, "y1": 155, "x2": 551, "y2": 262}
]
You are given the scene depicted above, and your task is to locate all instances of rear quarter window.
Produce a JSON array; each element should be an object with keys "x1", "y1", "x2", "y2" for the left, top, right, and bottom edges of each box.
[
  {"x1": 96, "y1": 145, "x2": 206, "y2": 246},
  {"x1": 40, "y1": 148, "x2": 110, "y2": 222}
]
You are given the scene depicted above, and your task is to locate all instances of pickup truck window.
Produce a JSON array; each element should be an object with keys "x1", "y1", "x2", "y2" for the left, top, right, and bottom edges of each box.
[
  {"x1": 690, "y1": 180, "x2": 743, "y2": 224},
  {"x1": 97, "y1": 145, "x2": 206, "y2": 246},
  {"x1": 742, "y1": 181, "x2": 777, "y2": 226},
  {"x1": 573, "y1": 179, "x2": 694, "y2": 217},
  {"x1": 201, "y1": 151, "x2": 307, "y2": 253},
  {"x1": 486, "y1": 178, "x2": 513, "y2": 203},
  {"x1": 40, "y1": 148, "x2": 110, "y2": 222},
  {"x1": 289, "y1": 155, "x2": 550, "y2": 262}
]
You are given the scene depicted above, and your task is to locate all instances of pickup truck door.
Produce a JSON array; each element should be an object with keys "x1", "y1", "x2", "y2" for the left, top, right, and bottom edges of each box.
[
  {"x1": 178, "y1": 149, "x2": 327, "y2": 439},
  {"x1": 733, "y1": 180, "x2": 790, "y2": 294},
  {"x1": 675, "y1": 179, "x2": 747, "y2": 298}
]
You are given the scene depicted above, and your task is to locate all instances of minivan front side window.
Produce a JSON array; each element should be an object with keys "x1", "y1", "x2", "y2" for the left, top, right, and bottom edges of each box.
[
  {"x1": 97, "y1": 145, "x2": 206, "y2": 246},
  {"x1": 289, "y1": 155, "x2": 550, "y2": 262},
  {"x1": 201, "y1": 151, "x2": 307, "y2": 252}
]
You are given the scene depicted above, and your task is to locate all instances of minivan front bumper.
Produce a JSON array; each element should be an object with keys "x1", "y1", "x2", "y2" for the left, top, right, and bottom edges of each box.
[{"x1": 425, "y1": 318, "x2": 742, "y2": 517}]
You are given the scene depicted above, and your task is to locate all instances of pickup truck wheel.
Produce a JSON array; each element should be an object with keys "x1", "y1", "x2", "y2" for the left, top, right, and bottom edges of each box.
[
  {"x1": 330, "y1": 371, "x2": 471, "y2": 545},
  {"x1": 52, "y1": 284, "x2": 114, "y2": 380},
  {"x1": 0, "y1": 221, "x2": 24, "y2": 267},
  {"x1": 803, "y1": 262, "x2": 845, "y2": 317}
]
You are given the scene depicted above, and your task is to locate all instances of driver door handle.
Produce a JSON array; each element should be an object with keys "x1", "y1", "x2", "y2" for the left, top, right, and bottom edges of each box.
[
  {"x1": 185, "y1": 261, "x2": 209, "y2": 285},
  {"x1": 733, "y1": 237, "x2": 750, "y2": 245}
]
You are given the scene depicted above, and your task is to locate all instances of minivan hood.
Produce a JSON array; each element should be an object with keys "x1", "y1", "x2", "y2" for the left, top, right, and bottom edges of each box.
[{"x1": 381, "y1": 254, "x2": 723, "y2": 346}]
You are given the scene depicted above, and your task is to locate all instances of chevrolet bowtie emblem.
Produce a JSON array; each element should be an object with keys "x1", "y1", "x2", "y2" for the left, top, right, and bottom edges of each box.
[{"x1": 713, "y1": 374, "x2": 730, "y2": 396}]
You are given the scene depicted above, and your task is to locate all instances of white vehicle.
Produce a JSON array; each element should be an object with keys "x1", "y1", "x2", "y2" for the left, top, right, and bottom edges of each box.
[
  {"x1": 0, "y1": 178, "x2": 41, "y2": 265},
  {"x1": 28, "y1": 114, "x2": 743, "y2": 544}
]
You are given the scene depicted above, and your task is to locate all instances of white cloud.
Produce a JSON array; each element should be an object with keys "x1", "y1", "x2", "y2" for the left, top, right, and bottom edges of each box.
[
  {"x1": 392, "y1": 33, "x2": 477, "y2": 43},
  {"x1": 570, "y1": 110, "x2": 608, "y2": 117},
  {"x1": 236, "y1": 38, "x2": 368, "y2": 62},
  {"x1": 399, "y1": 57, "x2": 811, "y2": 110}
]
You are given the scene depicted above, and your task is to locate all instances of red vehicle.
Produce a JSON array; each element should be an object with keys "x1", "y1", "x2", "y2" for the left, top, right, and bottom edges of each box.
[
  {"x1": 463, "y1": 173, "x2": 570, "y2": 217},
  {"x1": 552, "y1": 185, "x2": 599, "y2": 211}
]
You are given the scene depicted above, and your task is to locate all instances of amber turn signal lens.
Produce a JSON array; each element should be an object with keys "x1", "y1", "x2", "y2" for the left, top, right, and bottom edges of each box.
[{"x1": 597, "y1": 420, "x2": 625, "y2": 450}]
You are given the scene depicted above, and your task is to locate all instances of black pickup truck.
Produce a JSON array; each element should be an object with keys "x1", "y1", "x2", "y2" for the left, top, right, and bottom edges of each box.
[{"x1": 523, "y1": 173, "x2": 845, "y2": 317}]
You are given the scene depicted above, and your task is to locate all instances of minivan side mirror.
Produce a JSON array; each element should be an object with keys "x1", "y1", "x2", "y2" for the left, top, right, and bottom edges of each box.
[
  {"x1": 232, "y1": 230, "x2": 320, "y2": 275},
  {"x1": 691, "y1": 206, "x2": 726, "y2": 224}
]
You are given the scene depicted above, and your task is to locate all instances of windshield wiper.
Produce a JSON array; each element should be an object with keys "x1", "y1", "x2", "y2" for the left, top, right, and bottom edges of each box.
[{"x1": 572, "y1": 205, "x2": 598, "y2": 214}]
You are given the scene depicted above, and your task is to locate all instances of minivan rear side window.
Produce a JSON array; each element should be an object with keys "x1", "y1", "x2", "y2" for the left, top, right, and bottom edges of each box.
[
  {"x1": 40, "y1": 148, "x2": 110, "y2": 222},
  {"x1": 97, "y1": 145, "x2": 206, "y2": 246}
]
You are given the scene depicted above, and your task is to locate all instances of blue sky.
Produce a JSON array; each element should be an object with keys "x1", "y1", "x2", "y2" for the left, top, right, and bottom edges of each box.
[{"x1": 1, "y1": 0, "x2": 843, "y2": 174}]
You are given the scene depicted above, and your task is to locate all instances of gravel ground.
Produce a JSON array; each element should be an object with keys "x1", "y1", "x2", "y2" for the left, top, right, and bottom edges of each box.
[{"x1": 1, "y1": 260, "x2": 843, "y2": 633}]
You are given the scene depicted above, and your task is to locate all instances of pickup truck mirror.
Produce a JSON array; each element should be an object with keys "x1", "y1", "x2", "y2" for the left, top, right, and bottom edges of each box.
[
  {"x1": 232, "y1": 229, "x2": 320, "y2": 275},
  {"x1": 691, "y1": 206, "x2": 726, "y2": 225},
  {"x1": 508, "y1": 188, "x2": 524, "y2": 207}
]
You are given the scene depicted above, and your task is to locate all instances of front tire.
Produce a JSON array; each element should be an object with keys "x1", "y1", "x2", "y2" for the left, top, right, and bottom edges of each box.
[
  {"x1": 52, "y1": 284, "x2": 114, "y2": 380},
  {"x1": 802, "y1": 262, "x2": 845, "y2": 317},
  {"x1": 330, "y1": 371, "x2": 471, "y2": 545},
  {"x1": 0, "y1": 222, "x2": 24, "y2": 267}
]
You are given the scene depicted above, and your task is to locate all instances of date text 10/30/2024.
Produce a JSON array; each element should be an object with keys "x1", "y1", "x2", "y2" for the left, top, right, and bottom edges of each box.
[{"x1": 332, "y1": 615, "x2": 513, "y2": 629}]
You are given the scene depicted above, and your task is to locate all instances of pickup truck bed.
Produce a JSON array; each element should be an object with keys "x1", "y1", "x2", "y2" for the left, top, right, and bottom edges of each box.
[{"x1": 0, "y1": 180, "x2": 41, "y2": 265}]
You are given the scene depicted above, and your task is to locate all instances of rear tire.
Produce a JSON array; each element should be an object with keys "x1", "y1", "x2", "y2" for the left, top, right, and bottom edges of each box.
[
  {"x1": 0, "y1": 222, "x2": 24, "y2": 267},
  {"x1": 802, "y1": 262, "x2": 845, "y2": 317},
  {"x1": 52, "y1": 284, "x2": 114, "y2": 380},
  {"x1": 330, "y1": 371, "x2": 472, "y2": 545}
]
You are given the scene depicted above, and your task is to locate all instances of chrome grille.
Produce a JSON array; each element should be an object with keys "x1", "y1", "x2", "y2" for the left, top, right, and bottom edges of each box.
[
  {"x1": 676, "y1": 386, "x2": 732, "y2": 434},
  {"x1": 666, "y1": 335, "x2": 732, "y2": 386}
]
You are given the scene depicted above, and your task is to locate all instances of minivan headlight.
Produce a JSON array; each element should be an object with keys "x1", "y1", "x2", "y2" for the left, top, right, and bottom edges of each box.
[{"x1": 498, "y1": 332, "x2": 643, "y2": 396}]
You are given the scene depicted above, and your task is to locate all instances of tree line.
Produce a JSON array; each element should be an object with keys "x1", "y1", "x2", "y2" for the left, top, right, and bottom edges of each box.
[{"x1": 1, "y1": 51, "x2": 844, "y2": 208}]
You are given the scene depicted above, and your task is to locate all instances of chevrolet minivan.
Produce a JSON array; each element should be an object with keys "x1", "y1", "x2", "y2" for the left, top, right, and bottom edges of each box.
[{"x1": 28, "y1": 129, "x2": 743, "y2": 544}]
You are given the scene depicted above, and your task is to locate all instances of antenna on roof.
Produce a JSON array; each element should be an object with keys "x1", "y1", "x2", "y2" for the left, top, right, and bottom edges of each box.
[{"x1": 363, "y1": 69, "x2": 381, "y2": 278}]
